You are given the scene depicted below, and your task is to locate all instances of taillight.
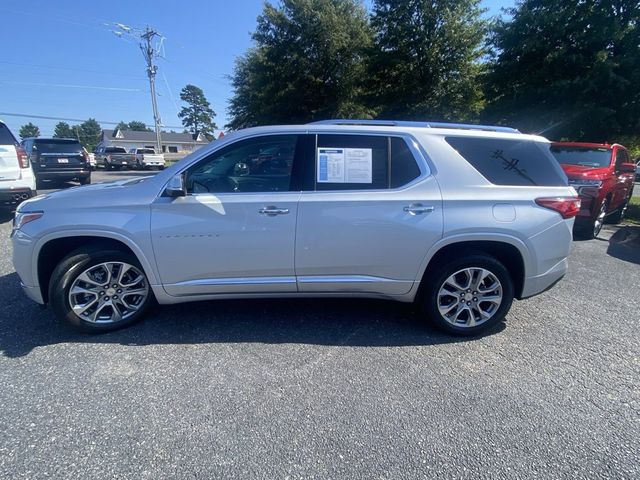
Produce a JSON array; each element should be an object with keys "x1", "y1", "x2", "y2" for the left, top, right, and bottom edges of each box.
[
  {"x1": 15, "y1": 145, "x2": 29, "y2": 168},
  {"x1": 535, "y1": 197, "x2": 581, "y2": 219}
]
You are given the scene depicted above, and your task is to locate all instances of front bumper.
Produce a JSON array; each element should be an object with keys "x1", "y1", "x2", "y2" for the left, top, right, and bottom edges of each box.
[
  {"x1": 21, "y1": 282, "x2": 44, "y2": 304},
  {"x1": 0, "y1": 188, "x2": 35, "y2": 207}
]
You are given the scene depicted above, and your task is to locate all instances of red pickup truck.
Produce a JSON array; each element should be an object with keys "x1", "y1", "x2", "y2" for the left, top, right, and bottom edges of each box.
[{"x1": 550, "y1": 142, "x2": 636, "y2": 238}]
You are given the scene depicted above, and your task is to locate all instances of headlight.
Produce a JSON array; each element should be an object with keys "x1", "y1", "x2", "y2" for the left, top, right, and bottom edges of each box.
[
  {"x1": 568, "y1": 179, "x2": 603, "y2": 188},
  {"x1": 13, "y1": 211, "x2": 44, "y2": 231}
]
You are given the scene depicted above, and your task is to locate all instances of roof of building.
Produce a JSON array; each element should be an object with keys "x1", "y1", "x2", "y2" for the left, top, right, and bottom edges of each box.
[{"x1": 102, "y1": 129, "x2": 209, "y2": 144}]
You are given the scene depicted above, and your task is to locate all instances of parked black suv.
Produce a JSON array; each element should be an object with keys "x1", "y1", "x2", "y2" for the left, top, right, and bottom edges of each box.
[{"x1": 22, "y1": 138, "x2": 91, "y2": 188}]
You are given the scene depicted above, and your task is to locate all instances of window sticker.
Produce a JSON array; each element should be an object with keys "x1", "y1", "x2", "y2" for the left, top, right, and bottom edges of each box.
[{"x1": 317, "y1": 148, "x2": 372, "y2": 183}]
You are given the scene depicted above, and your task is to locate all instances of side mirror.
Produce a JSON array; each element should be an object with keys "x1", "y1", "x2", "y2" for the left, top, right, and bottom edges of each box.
[
  {"x1": 165, "y1": 174, "x2": 186, "y2": 197},
  {"x1": 619, "y1": 163, "x2": 636, "y2": 174}
]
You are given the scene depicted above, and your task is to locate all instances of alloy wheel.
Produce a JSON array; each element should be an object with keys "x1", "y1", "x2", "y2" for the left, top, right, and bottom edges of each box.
[
  {"x1": 593, "y1": 201, "x2": 607, "y2": 237},
  {"x1": 68, "y1": 262, "x2": 149, "y2": 324},
  {"x1": 437, "y1": 268, "x2": 503, "y2": 328}
]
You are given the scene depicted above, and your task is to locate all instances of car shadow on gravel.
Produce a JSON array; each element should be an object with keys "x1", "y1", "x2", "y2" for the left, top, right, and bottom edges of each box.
[
  {"x1": 0, "y1": 211, "x2": 14, "y2": 225},
  {"x1": 606, "y1": 225, "x2": 640, "y2": 265},
  {"x1": 0, "y1": 272, "x2": 503, "y2": 358}
]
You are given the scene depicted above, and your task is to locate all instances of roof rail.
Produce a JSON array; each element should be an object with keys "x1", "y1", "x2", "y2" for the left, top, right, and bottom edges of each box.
[{"x1": 309, "y1": 119, "x2": 520, "y2": 134}]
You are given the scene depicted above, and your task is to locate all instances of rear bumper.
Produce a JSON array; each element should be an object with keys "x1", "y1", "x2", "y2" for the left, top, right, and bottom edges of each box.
[
  {"x1": 520, "y1": 257, "x2": 567, "y2": 299},
  {"x1": 35, "y1": 169, "x2": 90, "y2": 180},
  {"x1": 0, "y1": 188, "x2": 35, "y2": 207}
]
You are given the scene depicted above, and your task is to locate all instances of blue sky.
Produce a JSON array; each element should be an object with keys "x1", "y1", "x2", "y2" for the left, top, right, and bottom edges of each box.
[{"x1": 0, "y1": 0, "x2": 513, "y2": 136}]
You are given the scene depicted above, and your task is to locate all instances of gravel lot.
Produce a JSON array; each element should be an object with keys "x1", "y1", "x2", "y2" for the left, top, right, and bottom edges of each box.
[{"x1": 0, "y1": 171, "x2": 639, "y2": 479}]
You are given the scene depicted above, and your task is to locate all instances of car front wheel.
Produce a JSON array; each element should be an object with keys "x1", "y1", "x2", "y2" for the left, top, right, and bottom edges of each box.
[
  {"x1": 49, "y1": 247, "x2": 152, "y2": 332},
  {"x1": 421, "y1": 254, "x2": 514, "y2": 336}
]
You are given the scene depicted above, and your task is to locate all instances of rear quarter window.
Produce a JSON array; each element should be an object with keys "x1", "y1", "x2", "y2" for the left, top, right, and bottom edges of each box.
[
  {"x1": 0, "y1": 123, "x2": 17, "y2": 145},
  {"x1": 445, "y1": 136, "x2": 567, "y2": 187}
]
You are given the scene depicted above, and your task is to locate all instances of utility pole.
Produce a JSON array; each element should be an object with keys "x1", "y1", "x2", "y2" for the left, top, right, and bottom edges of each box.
[
  {"x1": 140, "y1": 27, "x2": 162, "y2": 152},
  {"x1": 113, "y1": 24, "x2": 164, "y2": 152}
]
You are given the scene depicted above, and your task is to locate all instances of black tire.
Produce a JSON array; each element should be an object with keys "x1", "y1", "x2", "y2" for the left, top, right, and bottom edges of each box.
[
  {"x1": 607, "y1": 189, "x2": 633, "y2": 224},
  {"x1": 79, "y1": 175, "x2": 91, "y2": 185},
  {"x1": 577, "y1": 199, "x2": 608, "y2": 239},
  {"x1": 420, "y1": 254, "x2": 514, "y2": 336},
  {"x1": 49, "y1": 247, "x2": 152, "y2": 333}
]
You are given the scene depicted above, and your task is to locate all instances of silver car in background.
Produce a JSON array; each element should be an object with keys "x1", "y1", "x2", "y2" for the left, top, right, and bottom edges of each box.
[{"x1": 11, "y1": 120, "x2": 578, "y2": 335}]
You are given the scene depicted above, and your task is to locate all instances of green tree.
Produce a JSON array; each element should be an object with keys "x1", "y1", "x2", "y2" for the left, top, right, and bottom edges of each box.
[
  {"x1": 484, "y1": 0, "x2": 640, "y2": 140},
  {"x1": 53, "y1": 122, "x2": 75, "y2": 138},
  {"x1": 228, "y1": 0, "x2": 374, "y2": 129},
  {"x1": 127, "y1": 121, "x2": 151, "y2": 131},
  {"x1": 367, "y1": 0, "x2": 487, "y2": 121},
  {"x1": 19, "y1": 122, "x2": 40, "y2": 139},
  {"x1": 77, "y1": 118, "x2": 102, "y2": 151},
  {"x1": 115, "y1": 121, "x2": 151, "y2": 131},
  {"x1": 178, "y1": 84, "x2": 217, "y2": 138}
]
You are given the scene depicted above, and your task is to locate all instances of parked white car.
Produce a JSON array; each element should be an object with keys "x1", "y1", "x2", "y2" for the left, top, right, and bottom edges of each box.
[
  {"x1": 0, "y1": 120, "x2": 36, "y2": 211},
  {"x1": 130, "y1": 148, "x2": 165, "y2": 170},
  {"x1": 12, "y1": 120, "x2": 578, "y2": 335}
]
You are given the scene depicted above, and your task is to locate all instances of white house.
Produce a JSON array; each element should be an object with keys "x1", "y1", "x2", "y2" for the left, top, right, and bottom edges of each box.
[{"x1": 98, "y1": 128, "x2": 210, "y2": 154}]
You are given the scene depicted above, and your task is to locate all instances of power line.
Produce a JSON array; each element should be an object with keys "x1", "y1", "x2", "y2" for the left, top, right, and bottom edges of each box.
[
  {"x1": 0, "y1": 60, "x2": 147, "y2": 79},
  {"x1": 0, "y1": 112, "x2": 183, "y2": 130},
  {"x1": 1, "y1": 81, "x2": 142, "y2": 92}
]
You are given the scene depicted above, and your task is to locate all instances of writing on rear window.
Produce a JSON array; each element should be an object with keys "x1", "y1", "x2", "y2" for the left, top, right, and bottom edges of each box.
[{"x1": 445, "y1": 136, "x2": 567, "y2": 187}]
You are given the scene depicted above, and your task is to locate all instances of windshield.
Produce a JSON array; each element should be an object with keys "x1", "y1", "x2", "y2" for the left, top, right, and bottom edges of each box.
[
  {"x1": 33, "y1": 139, "x2": 82, "y2": 154},
  {"x1": 139, "y1": 149, "x2": 156, "y2": 154},
  {"x1": 106, "y1": 147, "x2": 127, "y2": 153},
  {"x1": 550, "y1": 146, "x2": 611, "y2": 168}
]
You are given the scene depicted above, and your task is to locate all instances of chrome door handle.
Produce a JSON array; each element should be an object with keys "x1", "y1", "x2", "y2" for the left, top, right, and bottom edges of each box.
[
  {"x1": 403, "y1": 203, "x2": 434, "y2": 215},
  {"x1": 259, "y1": 206, "x2": 290, "y2": 216}
]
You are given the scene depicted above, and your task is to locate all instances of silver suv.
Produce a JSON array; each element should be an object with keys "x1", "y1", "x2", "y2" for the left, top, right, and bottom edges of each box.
[{"x1": 11, "y1": 120, "x2": 578, "y2": 335}]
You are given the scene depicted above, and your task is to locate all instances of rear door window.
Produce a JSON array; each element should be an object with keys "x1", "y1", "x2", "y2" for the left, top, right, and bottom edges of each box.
[
  {"x1": 316, "y1": 135, "x2": 388, "y2": 190},
  {"x1": 390, "y1": 137, "x2": 421, "y2": 188},
  {"x1": 446, "y1": 136, "x2": 567, "y2": 187},
  {"x1": 0, "y1": 123, "x2": 17, "y2": 145}
]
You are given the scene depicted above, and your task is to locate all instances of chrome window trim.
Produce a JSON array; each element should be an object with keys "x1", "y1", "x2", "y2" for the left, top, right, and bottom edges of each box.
[{"x1": 160, "y1": 129, "x2": 435, "y2": 197}]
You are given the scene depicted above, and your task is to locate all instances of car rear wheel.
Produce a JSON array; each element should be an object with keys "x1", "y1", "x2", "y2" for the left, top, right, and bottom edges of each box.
[
  {"x1": 79, "y1": 175, "x2": 91, "y2": 185},
  {"x1": 49, "y1": 248, "x2": 152, "y2": 332},
  {"x1": 420, "y1": 254, "x2": 514, "y2": 336}
]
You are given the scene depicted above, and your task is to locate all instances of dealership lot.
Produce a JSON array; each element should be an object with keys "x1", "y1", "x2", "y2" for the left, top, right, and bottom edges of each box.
[{"x1": 0, "y1": 172, "x2": 639, "y2": 478}]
